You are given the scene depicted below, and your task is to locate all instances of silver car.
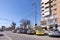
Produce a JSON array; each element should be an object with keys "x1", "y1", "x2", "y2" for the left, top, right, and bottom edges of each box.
[
  {"x1": 27, "y1": 29, "x2": 36, "y2": 35},
  {"x1": 48, "y1": 29, "x2": 60, "y2": 37}
]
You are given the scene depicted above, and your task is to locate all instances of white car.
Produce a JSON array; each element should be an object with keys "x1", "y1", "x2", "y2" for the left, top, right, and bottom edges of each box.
[
  {"x1": 17, "y1": 29, "x2": 23, "y2": 33},
  {"x1": 12, "y1": 29, "x2": 17, "y2": 33},
  {"x1": 0, "y1": 32, "x2": 4, "y2": 36},
  {"x1": 48, "y1": 29, "x2": 60, "y2": 37}
]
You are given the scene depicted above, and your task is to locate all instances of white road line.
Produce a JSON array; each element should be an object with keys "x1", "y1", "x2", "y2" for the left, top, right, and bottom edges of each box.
[{"x1": 4, "y1": 33, "x2": 12, "y2": 40}]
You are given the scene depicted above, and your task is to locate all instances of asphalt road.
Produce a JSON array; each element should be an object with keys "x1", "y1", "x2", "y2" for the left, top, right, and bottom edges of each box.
[{"x1": 0, "y1": 31, "x2": 60, "y2": 40}]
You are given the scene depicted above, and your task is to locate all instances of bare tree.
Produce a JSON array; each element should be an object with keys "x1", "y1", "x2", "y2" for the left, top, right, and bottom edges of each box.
[
  {"x1": 11, "y1": 22, "x2": 16, "y2": 30},
  {"x1": 20, "y1": 19, "x2": 31, "y2": 29},
  {"x1": 1, "y1": 26, "x2": 6, "y2": 30}
]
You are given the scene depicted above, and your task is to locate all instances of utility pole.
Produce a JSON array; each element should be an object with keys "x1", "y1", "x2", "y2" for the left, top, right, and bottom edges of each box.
[{"x1": 32, "y1": 2, "x2": 37, "y2": 26}]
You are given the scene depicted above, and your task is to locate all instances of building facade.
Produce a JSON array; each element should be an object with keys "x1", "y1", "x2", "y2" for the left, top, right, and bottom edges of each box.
[{"x1": 41, "y1": 0, "x2": 60, "y2": 29}]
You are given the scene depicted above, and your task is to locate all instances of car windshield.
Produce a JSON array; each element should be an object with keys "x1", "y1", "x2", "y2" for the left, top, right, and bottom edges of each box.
[
  {"x1": 49, "y1": 28, "x2": 58, "y2": 31},
  {"x1": 53, "y1": 29, "x2": 58, "y2": 31}
]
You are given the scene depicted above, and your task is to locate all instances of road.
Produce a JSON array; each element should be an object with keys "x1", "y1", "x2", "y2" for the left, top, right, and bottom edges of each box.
[{"x1": 0, "y1": 31, "x2": 60, "y2": 40}]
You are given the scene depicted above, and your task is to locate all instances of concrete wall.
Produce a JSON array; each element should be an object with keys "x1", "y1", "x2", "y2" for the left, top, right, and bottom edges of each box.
[{"x1": 57, "y1": 0, "x2": 60, "y2": 25}]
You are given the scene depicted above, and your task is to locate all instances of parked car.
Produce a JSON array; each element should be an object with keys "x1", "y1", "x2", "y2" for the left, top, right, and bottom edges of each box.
[
  {"x1": 27, "y1": 29, "x2": 36, "y2": 35},
  {"x1": 44, "y1": 30, "x2": 49, "y2": 35},
  {"x1": 0, "y1": 31, "x2": 4, "y2": 36},
  {"x1": 17, "y1": 29, "x2": 22, "y2": 33},
  {"x1": 36, "y1": 29, "x2": 45, "y2": 35},
  {"x1": 12, "y1": 29, "x2": 17, "y2": 33},
  {"x1": 48, "y1": 29, "x2": 60, "y2": 37},
  {"x1": 21, "y1": 29, "x2": 27, "y2": 34},
  {"x1": 0, "y1": 29, "x2": 4, "y2": 32}
]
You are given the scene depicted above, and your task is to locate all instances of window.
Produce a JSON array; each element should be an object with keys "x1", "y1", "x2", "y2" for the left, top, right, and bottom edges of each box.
[
  {"x1": 53, "y1": 0, "x2": 56, "y2": 2},
  {"x1": 41, "y1": 2, "x2": 44, "y2": 5},
  {"x1": 53, "y1": 4, "x2": 56, "y2": 6},
  {"x1": 42, "y1": 10, "x2": 44, "y2": 12},
  {"x1": 41, "y1": 23, "x2": 46, "y2": 26},
  {"x1": 48, "y1": 20, "x2": 53, "y2": 24},
  {"x1": 55, "y1": 19, "x2": 57, "y2": 22},
  {"x1": 45, "y1": 2, "x2": 49, "y2": 5},
  {"x1": 45, "y1": 10, "x2": 49, "y2": 13},
  {"x1": 42, "y1": 13, "x2": 44, "y2": 15},
  {"x1": 53, "y1": 14, "x2": 57, "y2": 18},
  {"x1": 45, "y1": 6, "x2": 49, "y2": 9},
  {"x1": 45, "y1": 1, "x2": 53, "y2": 5},
  {"x1": 53, "y1": 13, "x2": 56, "y2": 15},
  {"x1": 53, "y1": 8, "x2": 57, "y2": 11},
  {"x1": 51, "y1": 0, "x2": 56, "y2": 2},
  {"x1": 41, "y1": 20, "x2": 46, "y2": 25},
  {"x1": 41, "y1": 6, "x2": 44, "y2": 8},
  {"x1": 45, "y1": 5, "x2": 52, "y2": 9}
]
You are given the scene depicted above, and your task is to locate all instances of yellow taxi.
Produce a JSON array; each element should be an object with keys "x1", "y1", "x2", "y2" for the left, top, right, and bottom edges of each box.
[{"x1": 36, "y1": 29, "x2": 45, "y2": 35}]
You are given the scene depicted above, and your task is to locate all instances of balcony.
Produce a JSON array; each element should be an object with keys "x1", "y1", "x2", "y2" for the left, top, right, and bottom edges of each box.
[
  {"x1": 45, "y1": 4, "x2": 49, "y2": 7},
  {"x1": 45, "y1": 0, "x2": 53, "y2": 5},
  {"x1": 45, "y1": 8, "x2": 49, "y2": 12},
  {"x1": 48, "y1": 19, "x2": 58, "y2": 25},
  {"x1": 42, "y1": 10, "x2": 44, "y2": 12},
  {"x1": 41, "y1": 4, "x2": 44, "y2": 7},
  {"x1": 42, "y1": 11, "x2": 50, "y2": 17},
  {"x1": 41, "y1": 25, "x2": 47, "y2": 27},
  {"x1": 41, "y1": 7, "x2": 45, "y2": 10},
  {"x1": 44, "y1": 0, "x2": 49, "y2": 3},
  {"x1": 41, "y1": 2, "x2": 44, "y2": 5},
  {"x1": 41, "y1": 6, "x2": 44, "y2": 8},
  {"x1": 41, "y1": 18, "x2": 45, "y2": 21},
  {"x1": 45, "y1": 5, "x2": 53, "y2": 9}
]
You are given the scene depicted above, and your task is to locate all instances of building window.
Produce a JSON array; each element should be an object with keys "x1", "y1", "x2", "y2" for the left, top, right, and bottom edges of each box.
[
  {"x1": 45, "y1": 10, "x2": 49, "y2": 13},
  {"x1": 53, "y1": 0, "x2": 56, "y2": 2},
  {"x1": 42, "y1": 10, "x2": 44, "y2": 12},
  {"x1": 45, "y1": 5, "x2": 52, "y2": 9},
  {"x1": 45, "y1": 6, "x2": 49, "y2": 9},
  {"x1": 53, "y1": 4, "x2": 56, "y2": 6},
  {"x1": 55, "y1": 19, "x2": 57, "y2": 22},
  {"x1": 41, "y1": 22, "x2": 46, "y2": 26},
  {"x1": 45, "y1": 2, "x2": 49, "y2": 5},
  {"x1": 51, "y1": 0, "x2": 56, "y2": 2},
  {"x1": 48, "y1": 20, "x2": 53, "y2": 25},
  {"x1": 53, "y1": 14, "x2": 57, "y2": 18},
  {"x1": 53, "y1": 13, "x2": 56, "y2": 15},
  {"x1": 53, "y1": 8, "x2": 57, "y2": 11},
  {"x1": 41, "y1": 6, "x2": 44, "y2": 8},
  {"x1": 45, "y1": 1, "x2": 53, "y2": 5},
  {"x1": 41, "y1": 2, "x2": 44, "y2": 5},
  {"x1": 42, "y1": 13, "x2": 44, "y2": 15}
]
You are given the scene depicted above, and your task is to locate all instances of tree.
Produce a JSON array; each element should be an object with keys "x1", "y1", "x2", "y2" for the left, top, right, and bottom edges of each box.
[
  {"x1": 1, "y1": 26, "x2": 5, "y2": 30},
  {"x1": 11, "y1": 22, "x2": 16, "y2": 30},
  {"x1": 20, "y1": 19, "x2": 31, "y2": 29},
  {"x1": 35, "y1": 26, "x2": 42, "y2": 31}
]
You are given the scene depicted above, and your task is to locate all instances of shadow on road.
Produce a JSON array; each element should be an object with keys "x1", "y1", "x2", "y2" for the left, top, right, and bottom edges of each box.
[
  {"x1": 0, "y1": 34, "x2": 4, "y2": 36},
  {"x1": 50, "y1": 36, "x2": 60, "y2": 38}
]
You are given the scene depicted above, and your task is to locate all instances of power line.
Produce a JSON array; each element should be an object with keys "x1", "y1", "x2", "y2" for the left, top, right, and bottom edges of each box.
[
  {"x1": 32, "y1": 2, "x2": 37, "y2": 26},
  {"x1": 0, "y1": 18, "x2": 12, "y2": 22}
]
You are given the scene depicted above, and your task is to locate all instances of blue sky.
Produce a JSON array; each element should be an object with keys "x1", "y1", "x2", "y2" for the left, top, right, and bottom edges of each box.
[{"x1": 0, "y1": 0, "x2": 41, "y2": 27}]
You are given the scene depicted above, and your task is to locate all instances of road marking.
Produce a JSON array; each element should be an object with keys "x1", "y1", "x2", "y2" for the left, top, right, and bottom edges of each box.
[{"x1": 4, "y1": 33, "x2": 12, "y2": 40}]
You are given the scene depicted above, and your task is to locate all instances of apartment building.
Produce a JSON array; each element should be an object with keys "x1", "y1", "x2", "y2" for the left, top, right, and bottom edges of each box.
[{"x1": 40, "y1": 0, "x2": 60, "y2": 29}]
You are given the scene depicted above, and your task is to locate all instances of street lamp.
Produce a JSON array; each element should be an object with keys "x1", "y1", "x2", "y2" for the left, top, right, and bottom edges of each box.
[
  {"x1": 53, "y1": 15, "x2": 58, "y2": 29},
  {"x1": 32, "y1": 2, "x2": 37, "y2": 26}
]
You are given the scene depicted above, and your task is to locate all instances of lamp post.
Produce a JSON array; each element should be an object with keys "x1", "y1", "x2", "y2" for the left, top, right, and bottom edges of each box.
[
  {"x1": 32, "y1": 2, "x2": 37, "y2": 26},
  {"x1": 54, "y1": 15, "x2": 58, "y2": 29}
]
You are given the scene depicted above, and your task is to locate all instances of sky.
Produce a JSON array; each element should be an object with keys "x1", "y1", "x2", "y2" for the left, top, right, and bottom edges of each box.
[{"x1": 0, "y1": 0, "x2": 41, "y2": 27}]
